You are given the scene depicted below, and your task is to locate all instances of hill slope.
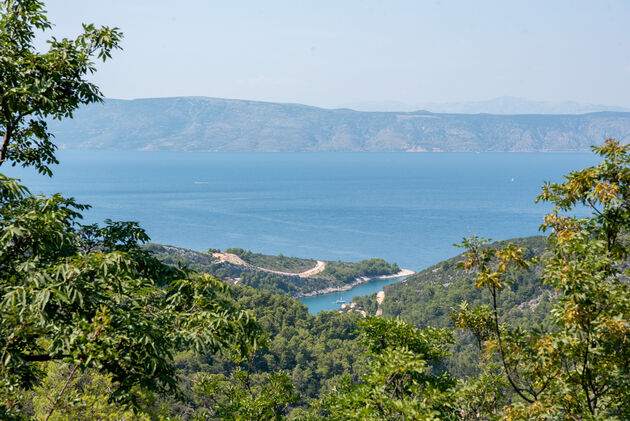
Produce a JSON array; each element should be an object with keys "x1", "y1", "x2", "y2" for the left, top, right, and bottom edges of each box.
[
  {"x1": 354, "y1": 236, "x2": 551, "y2": 329},
  {"x1": 50, "y1": 97, "x2": 630, "y2": 152},
  {"x1": 145, "y1": 244, "x2": 403, "y2": 297}
]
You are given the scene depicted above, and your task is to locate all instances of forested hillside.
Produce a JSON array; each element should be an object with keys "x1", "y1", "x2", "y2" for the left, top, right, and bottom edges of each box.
[
  {"x1": 48, "y1": 97, "x2": 630, "y2": 152},
  {"x1": 145, "y1": 244, "x2": 402, "y2": 297},
  {"x1": 353, "y1": 236, "x2": 554, "y2": 377},
  {"x1": 356, "y1": 236, "x2": 551, "y2": 329},
  {"x1": 2, "y1": 2, "x2": 629, "y2": 419},
  {"x1": 157, "y1": 286, "x2": 368, "y2": 418},
  {"x1": 81, "y1": 267, "x2": 561, "y2": 419}
]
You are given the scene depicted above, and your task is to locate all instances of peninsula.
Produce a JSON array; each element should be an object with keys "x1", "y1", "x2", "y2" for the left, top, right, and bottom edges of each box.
[{"x1": 145, "y1": 244, "x2": 413, "y2": 298}]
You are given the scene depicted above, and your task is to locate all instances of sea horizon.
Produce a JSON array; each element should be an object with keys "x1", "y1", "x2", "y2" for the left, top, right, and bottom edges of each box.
[{"x1": 6, "y1": 150, "x2": 597, "y2": 272}]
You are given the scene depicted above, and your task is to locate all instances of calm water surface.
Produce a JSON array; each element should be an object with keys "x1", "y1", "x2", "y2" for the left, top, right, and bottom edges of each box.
[
  {"x1": 7, "y1": 151, "x2": 597, "y2": 312},
  {"x1": 300, "y1": 275, "x2": 409, "y2": 314}
]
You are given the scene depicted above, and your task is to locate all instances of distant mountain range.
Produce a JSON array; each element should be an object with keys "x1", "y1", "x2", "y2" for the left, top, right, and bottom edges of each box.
[
  {"x1": 50, "y1": 96, "x2": 630, "y2": 152},
  {"x1": 342, "y1": 96, "x2": 630, "y2": 114}
]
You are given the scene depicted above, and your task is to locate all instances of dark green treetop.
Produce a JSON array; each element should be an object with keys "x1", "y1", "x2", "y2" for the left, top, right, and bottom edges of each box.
[
  {"x1": 0, "y1": 2, "x2": 264, "y2": 418},
  {"x1": 0, "y1": 0, "x2": 122, "y2": 175}
]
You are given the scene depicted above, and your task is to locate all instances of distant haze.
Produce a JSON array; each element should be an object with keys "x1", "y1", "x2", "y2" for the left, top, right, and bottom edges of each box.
[
  {"x1": 42, "y1": 1, "x2": 630, "y2": 110},
  {"x1": 341, "y1": 97, "x2": 630, "y2": 114}
]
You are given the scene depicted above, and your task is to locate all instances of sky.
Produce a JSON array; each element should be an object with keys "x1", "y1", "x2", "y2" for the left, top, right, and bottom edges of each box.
[{"x1": 41, "y1": 0, "x2": 630, "y2": 109}]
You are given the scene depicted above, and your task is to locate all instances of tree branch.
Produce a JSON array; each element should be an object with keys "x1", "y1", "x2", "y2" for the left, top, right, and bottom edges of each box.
[
  {"x1": 490, "y1": 286, "x2": 535, "y2": 404},
  {"x1": 0, "y1": 124, "x2": 12, "y2": 166},
  {"x1": 45, "y1": 363, "x2": 79, "y2": 421},
  {"x1": 22, "y1": 354, "x2": 65, "y2": 362},
  {"x1": 0, "y1": 322, "x2": 27, "y2": 375}
]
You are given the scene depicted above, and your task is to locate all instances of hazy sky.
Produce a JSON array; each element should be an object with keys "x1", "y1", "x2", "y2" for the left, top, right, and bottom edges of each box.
[{"x1": 42, "y1": 0, "x2": 630, "y2": 108}]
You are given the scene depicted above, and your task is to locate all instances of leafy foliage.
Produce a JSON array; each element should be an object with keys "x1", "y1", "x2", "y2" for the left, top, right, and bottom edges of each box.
[
  {"x1": 3, "y1": 2, "x2": 629, "y2": 420},
  {"x1": 317, "y1": 317, "x2": 456, "y2": 421},
  {"x1": 0, "y1": 2, "x2": 263, "y2": 418},
  {"x1": 0, "y1": 0, "x2": 123, "y2": 175},
  {"x1": 454, "y1": 139, "x2": 630, "y2": 419},
  {"x1": 194, "y1": 369, "x2": 299, "y2": 420},
  {"x1": 0, "y1": 175, "x2": 263, "y2": 417},
  {"x1": 357, "y1": 236, "x2": 552, "y2": 378},
  {"x1": 322, "y1": 259, "x2": 400, "y2": 284},
  {"x1": 374, "y1": 236, "x2": 549, "y2": 331},
  {"x1": 31, "y1": 363, "x2": 151, "y2": 420},
  {"x1": 96, "y1": 284, "x2": 371, "y2": 419}
]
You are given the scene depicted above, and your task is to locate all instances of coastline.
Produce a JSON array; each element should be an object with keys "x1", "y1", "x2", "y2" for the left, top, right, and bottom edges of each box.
[
  {"x1": 372, "y1": 268, "x2": 415, "y2": 279},
  {"x1": 293, "y1": 269, "x2": 415, "y2": 298}
]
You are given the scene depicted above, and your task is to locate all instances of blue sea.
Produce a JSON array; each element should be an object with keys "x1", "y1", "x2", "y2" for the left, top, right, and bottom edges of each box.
[{"x1": 6, "y1": 151, "x2": 597, "y2": 312}]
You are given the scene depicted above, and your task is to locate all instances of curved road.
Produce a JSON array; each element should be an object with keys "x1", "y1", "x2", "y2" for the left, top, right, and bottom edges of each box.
[{"x1": 212, "y1": 252, "x2": 326, "y2": 278}]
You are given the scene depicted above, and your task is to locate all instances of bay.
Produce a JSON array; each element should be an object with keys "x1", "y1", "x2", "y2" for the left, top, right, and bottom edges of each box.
[
  {"x1": 7, "y1": 151, "x2": 597, "y2": 312},
  {"x1": 300, "y1": 275, "x2": 409, "y2": 314}
]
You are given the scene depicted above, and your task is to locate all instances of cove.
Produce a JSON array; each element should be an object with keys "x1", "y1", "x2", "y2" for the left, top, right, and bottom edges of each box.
[{"x1": 299, "y1": 274, "x2": 410, "y2": 313}]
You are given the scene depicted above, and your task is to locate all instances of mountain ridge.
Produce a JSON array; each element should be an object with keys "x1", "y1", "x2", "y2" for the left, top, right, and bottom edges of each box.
[
  {"x1": 341, "y1": 96, "x2": 630, "y2": 114},
  {"x1": 50, "y1": 96, "x2": 630, "y2": 152}
]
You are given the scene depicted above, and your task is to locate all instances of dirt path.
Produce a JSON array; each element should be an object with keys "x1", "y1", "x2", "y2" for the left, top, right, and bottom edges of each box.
[
  {"x1": 376, "y1": 290, "x2": 385, "y2": 305},
  {"x1": 375, "y1": 290, "x2": 385, "y2": 316},
  {"x1": 213, "y1": 252, "x2": 249, "y2": 267},
  {"x1": 212, "y1": 252, "x2": 326, "y2": 278},
  {"x1": 294, "y1": 260, "x2": 326, "y2": 278}
]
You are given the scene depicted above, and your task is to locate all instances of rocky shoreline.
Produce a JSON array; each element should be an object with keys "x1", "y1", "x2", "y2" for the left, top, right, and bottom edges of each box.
[{"x1": 293, "y1": 269, "x2": 415, "y2": 298}]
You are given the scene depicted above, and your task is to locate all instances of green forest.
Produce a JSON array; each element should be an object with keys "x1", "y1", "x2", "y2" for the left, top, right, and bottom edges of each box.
[
  {"x1": 145, "y1": 244, "x2": 401, "y2": 298},
  {"x1": 224, "y1": 248, "x2": 317, "y2": 273},
  {"x1": 1, "y1": 1, "x2": 629, "y2": 420}
]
